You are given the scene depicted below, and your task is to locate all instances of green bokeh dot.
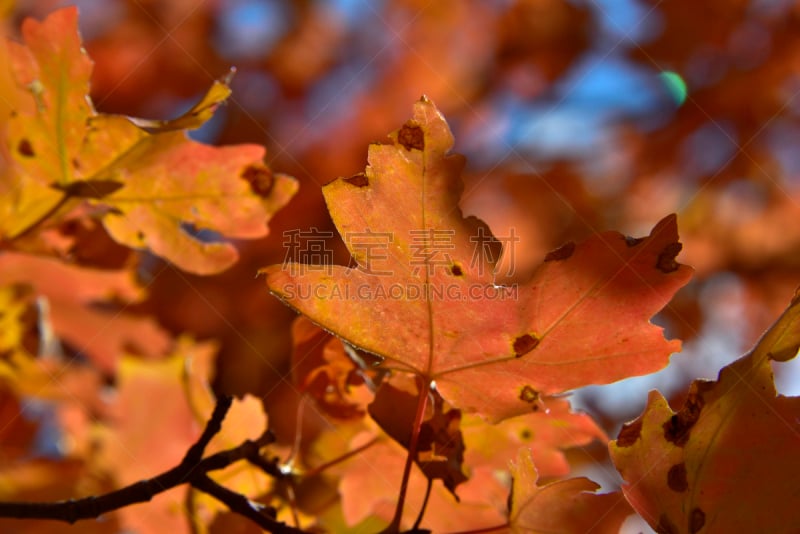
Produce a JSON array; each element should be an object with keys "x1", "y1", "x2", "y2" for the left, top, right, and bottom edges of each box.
[{"x1": 659, "y1": 71, "x2": 687, "y2": 106}]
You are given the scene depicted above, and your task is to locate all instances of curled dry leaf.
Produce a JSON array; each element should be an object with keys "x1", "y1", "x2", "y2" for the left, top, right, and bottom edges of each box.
[
  {"x1": 264, "y1": 97, "x2": 692, "y2": 422},
  {"x1": 290, "y1": 315, "x2": 372, "y2": 419},
  {"x1": 367, "y1": 375, "x2": 467, "y2": 497},
  {"x1": 610, "y1": 289, "x2": 800, "y2": 533}
]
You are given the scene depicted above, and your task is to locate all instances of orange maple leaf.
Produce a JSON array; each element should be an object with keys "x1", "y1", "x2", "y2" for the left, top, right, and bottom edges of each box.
[
  {"x1": 610, "y1": 290, "x2": 800, "y2": 533},
  {"x1": 1, "y1": 8, "x2": 296, "y2": 274},
  {"x1": 264, "y1": 98, "x2": 692, "y2": 422},
  {"x1": 508, "y1": 448, "x2": 631, "y2": 533}
]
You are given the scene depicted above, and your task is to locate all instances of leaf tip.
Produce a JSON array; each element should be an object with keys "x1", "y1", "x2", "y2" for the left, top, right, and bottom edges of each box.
[{"x1": 221, "y1": 66, "x2": 237, "y2": 85}]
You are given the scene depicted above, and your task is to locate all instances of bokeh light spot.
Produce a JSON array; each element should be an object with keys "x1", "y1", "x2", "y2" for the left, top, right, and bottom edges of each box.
[{"x1": 659, "y1": 71, "x2": 688, "y2": 106}]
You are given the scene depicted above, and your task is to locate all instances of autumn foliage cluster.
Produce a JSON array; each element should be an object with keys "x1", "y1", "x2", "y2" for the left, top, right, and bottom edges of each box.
[{"x1": 2, "y1": 2, "x2": 800, "y2": 533}]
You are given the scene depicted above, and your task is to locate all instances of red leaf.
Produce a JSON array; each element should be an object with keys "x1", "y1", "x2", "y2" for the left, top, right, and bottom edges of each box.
[{"x1": 264, "y1": 98, "x2": 692, "y2": 421}]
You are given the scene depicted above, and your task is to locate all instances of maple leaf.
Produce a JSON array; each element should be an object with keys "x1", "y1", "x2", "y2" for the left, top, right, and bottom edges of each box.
[
  {"x1": 508, "y1": 448, "x2": 631, "y2": 534},
  {"x1": 96, "y1": 337, "x2": 272, "y2": 533},
  {"x1": 290, "y1": 315, "x2": 373, "y2": 419},
  {"x1": 609, "y1": 289, "x2": 800, "y2": 533},
  {"x1": 368, "y1": 375, "x2": 468, "y2": 496},
  {"x1": 0, "y1": 7, "x2": 296, "y2": 274},
  {"x1": 336, "y1": 431, "x2": 509, "y2": 532},
  {"x1": 0, "y1": 251, "x2": 170, "y2": 373},
  {"x1": 264, "y1": 97, "x2": 692, "y2": 422},
  {"x1": 463, "y1": 396, "x2": 606, "y2": 479}
]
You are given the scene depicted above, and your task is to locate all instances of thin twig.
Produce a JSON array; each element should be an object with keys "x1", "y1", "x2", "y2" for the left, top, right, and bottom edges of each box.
[
  {"x1": 443, "y1": 524, "x2": 511, "y2": 534},
  {"x1": 191, "y1": 474, "x2": 303, "y2": 534},
  {"x1": 301, "y1": 436, "x2": 379, "y2": 479},
  {"x1": 411, "y1": 478, "x2": 433, "y2": 532},
  {"x1": 383, "y1": 376, "x2": 430, "y2": 533},
  {"x1": 0, "y1": 396, "x2": 305, "y2": 533},
  {"x1": 185, "y1": 395, "x2": 233, "y2": 465}
]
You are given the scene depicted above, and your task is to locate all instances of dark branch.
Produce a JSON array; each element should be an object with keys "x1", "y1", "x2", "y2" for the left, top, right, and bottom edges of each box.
[
  {"x1": 184, "y1": 394, "x2": 233, "y2": 465},
  {"x1": 192, "y1": 475, "x2": 303, "y2": 534},
  {"x1": 0, "y1": 395, "x2": 304, "y2": 533}
]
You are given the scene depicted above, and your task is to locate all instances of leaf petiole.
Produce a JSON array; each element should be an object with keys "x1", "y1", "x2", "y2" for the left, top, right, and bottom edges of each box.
[{"x1": 382, "y1": 375, "x2": 430, "y2": 533}]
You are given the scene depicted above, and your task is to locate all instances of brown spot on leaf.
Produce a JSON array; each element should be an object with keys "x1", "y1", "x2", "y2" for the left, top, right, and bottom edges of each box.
[
  {"x1": 519, "y1": 385, "x2": 539, "y2": 404},
  {"x1": 663, "y1": 415, "x2": 690, "y2": 446},
  {"x1": 17, "y1": 139, "x2": 34, "y2": 157},
  {"x1": 544, "y1": 241, "x2": 575, "y2": 262},
  {"x1": 398, "y1": 123, "x2": 424, "y2": 151},
  {"x1": 656, "y1": 242, "x2": 683, "y2": 273},
  {"x1": 667, "y1": 463, "x2": 688, "y2": 492},
  {"x1": 513, "y1": 333, "x2": 539, "y2": 357},
  {"x1": 656, "y1": 514, "x2": 678, "y2": 534},
  {"x1": 689, "y1": 508, "x2": 705, "y2": 533},
  {"x1": 616, "y1": 418, "x2": 643, "y2": 447},
  {"x1": 71, "y1": 158, "x2": 81, "y2": 170},
  {"x1": 625, "y1": 235, "x2": 644, "y2": 247},
  {"x1": 450, "y1": 263, "x2": 463, "y2": 276},
  {"x1": 53, "y1": 179, "x2": 123, "y2": 199},
  {"x1": 241, "y1": 165, "x2": 274, "y2": 197},
  {"x1": 344, "y1": 173, "x2": 368, "y2": 187},
  {"x1": 663, "y1": 380, "x2": 713, "y2": 446}
]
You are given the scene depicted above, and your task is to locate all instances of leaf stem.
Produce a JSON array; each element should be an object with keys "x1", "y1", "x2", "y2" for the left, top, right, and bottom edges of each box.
[
  {"x1": 383, "y1": 375, "x2": 430, "y2": 533},
  {"x1": 301, "y1": 436, "x2": 379, "y2": 479},
  {"x1": 411, "y1": 478, "x2": 432, "y2": 532},
  {"x1": 444, "y1": 523, "x2": 511, "y2": 534}
]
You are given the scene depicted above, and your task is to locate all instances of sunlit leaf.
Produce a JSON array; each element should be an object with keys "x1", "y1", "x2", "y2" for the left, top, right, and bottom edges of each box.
[
  {"x1": 265, "y1": 97, "x2": 692, "y2": 422},
  {"x1": 508, "y1": 448, "x2": 631, "y2": 533},
  {"x1": 610, "y1": 291, "x2": 800, "y2": 533},
  {"x1": 0, "y1": 8, "x2": 296, "y2": 274}
]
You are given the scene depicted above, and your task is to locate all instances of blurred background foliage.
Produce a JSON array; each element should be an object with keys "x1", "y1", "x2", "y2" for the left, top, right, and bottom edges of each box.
[{"x1": 4, "y1": 0, "x2": 800, "y2": 492}]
